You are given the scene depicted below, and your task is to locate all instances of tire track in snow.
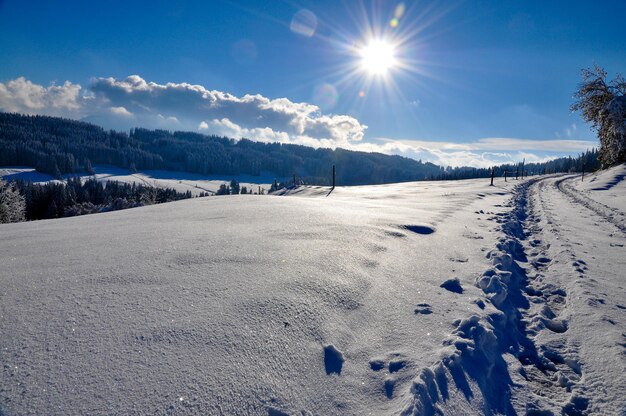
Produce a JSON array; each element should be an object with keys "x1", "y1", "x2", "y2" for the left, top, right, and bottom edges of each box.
[
  {"x1": 527, "y1": 175, "x2": 626, "y2": 414},
  {"x1": 401, "y1": 178, "x2": 588, "y2": 415},
  {"x1": 521, "y1": 178, "x2": 589, "y2": 414},
  {"x1": 555, "y1": 175, "x2": 626, "y2": 236}
]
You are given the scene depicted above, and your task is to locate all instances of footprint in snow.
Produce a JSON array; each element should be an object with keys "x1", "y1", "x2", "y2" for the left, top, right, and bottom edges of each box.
[
  {"x1": 544, "y1": 318, "x2": 569, "y2": 333},
  {"x1": 267, "y1": 407, "x2": 290, "y2": 416},
  {"x1": 388, "y1": 359, "x2": 408, "y2": 373},
  {"x1": 563, "y1": 396, "x2": 589, "y2": 414},
  {"x1": 369, "y1": 353, "x2": 410, "y2": 399},
  {"x1": 369, "y1": 353, "x2": 409, "y2": 373},
  {"x1": 369, "y1": 359, "x2": 385, "y2": 371},
  {"x1": 414, "y1": 303, "x2": 433, "y2": 315},
  {"x1": 532, "y1": 256, "x2": 552, "y2": 268},
  {"x1": 323, "y1": 344, "x2": 345, "y2": 375},
  {"x1": 440, "y1": 278, "x2": 463, "y2": 294},
  {"x1": 448, "y1": 256, "x2": 469, "y2": 263},
  {"x1": 384, "y1": 377, "x2": 396, "y2": 399},
  {"x1": 401, "y1": 224, "x2": 435, "y2": 235}
]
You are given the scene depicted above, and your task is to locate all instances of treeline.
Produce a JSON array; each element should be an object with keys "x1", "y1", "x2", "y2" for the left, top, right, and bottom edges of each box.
[
  {"x1": 12, "y1": 178, "x2": 195, "y2": 221},
  {"x1": 215, "y1": 179, "x2": 261, "y2": 195},
  {"x1": 0, "y1": 112, "x2": 443, "y2": 185},
  {"x1": 0, "y1": 112, "x2": 602, "y2": 185},
  {"x1": 435, "y1": 149, "x2": 600, "y2": 181}
]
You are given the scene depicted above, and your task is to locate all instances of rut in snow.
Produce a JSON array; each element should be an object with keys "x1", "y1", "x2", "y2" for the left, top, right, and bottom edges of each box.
[
  {"x1": 402, "y1": 178, "x2": 587, "y2": 415},
  {"x1": 555, "y1": 175, "x2": 626, "y2": 236}
]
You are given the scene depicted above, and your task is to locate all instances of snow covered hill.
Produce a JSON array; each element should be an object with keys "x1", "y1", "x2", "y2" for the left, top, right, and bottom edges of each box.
[
  {"x1": 1, "y1": 168, "x2": 624, "y2": 415},
  {"x1": 0, "y1": 166, "x2": 283, "y2": 196}
]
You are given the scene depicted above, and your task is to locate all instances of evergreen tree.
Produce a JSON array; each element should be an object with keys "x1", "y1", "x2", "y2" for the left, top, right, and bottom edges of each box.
[
  {"x1": 0, "y1": 178, "x2": 26, "y2": 223},
  {"x1": 84, "y1": 159, "x2": 95, "y2": 175},
  {"x1": 216, "y1": 184, "x2": 230, "y2": 195},
  {"x1": 230, "y1": 179, "x2": 240, "y2": 195}
]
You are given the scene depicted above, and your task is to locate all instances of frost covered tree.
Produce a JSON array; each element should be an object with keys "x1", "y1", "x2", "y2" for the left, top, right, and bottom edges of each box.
[
  {"x1": 572, "y1": 65, "x2": 626, "y2": 167},
  {"x1": 0, "y1": 179, "x2": 26, "y2": 223}
]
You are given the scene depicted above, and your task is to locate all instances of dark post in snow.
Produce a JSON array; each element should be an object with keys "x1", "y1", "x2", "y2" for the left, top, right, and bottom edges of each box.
[
  {"x1": 332, "y1": 164, "x2": 336, "y2": 189},
  {"x1": 504, "y1": 170, "x2": 507, "y2": 182},
  {"x1": 521, "y1": 158, "x2": 526, "y2": 179},
  {"x1": 581, "y1": 162, "x2": 585, "y2": 182},
  {"x1": 258, "y1": 185, "x2": 261, "y2": 195},
  {"x1": 515, "y1": 164, "x2": 519, "y2": 180},
  {"x1": 274, "y1": 178, "x2": 278, "y2": 190},
  {"x1": 490, "y1": 167, "x2": 495, "y2": 186}
]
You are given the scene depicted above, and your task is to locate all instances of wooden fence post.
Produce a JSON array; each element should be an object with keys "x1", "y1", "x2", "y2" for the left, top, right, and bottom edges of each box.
[
  {"x1": 490, "y1": 167, "x2": 495, "y2": 186},
  {"x1": 504, "y1": 171, "x2": 507, "y2": 182},
  {"x1": 581, "y1": 163, "x2": 585, "y2": 182},
  {"x1": 332, "y1": 164, "x2": 336, "y2": 189}
]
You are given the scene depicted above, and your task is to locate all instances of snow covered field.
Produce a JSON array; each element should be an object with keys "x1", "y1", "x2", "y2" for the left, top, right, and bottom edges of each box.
[
  {"x1": 0, "y1": 166, "x2": 283, "y2": 195},
  {"x1": 1, "y1": 166, "x2": 625, "y2": 415}
]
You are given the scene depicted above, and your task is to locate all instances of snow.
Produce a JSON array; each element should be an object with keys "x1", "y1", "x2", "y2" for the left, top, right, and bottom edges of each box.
[
  {"x1": 573, "y1": 163, "x2": 626, "y2": 215},
  {"x1": 0, "y1": 166, "x2": 285, "y2": 195},
  {"x1": 1, "y1": 172, "x2": 624, "y2": 415}
]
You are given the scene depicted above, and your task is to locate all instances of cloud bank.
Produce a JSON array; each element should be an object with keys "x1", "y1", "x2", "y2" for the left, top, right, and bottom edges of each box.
[
  {"x1": 0, "y1": 77, "x2": 84, "y2": 116},
  {"x1": 0, "y1": 75, "x2": 597, "y2": 168}
]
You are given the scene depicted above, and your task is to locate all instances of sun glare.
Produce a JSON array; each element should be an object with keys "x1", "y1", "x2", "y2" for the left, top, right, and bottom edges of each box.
[{"x1": 359, "y1": 40, "x2": 397, "y2": 76}]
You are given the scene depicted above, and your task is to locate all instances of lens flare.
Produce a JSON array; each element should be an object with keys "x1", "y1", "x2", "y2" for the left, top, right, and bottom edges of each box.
[
  {"x1": 231, "y1": 39, "x2": 258, "y2": 64},
  {"x1": 394, "y1": 3, "x2": 406, "y2": 19},
  {"x1": 290, "y1": 9, "x2": 318, "y2": 37},
  {"x1": 312, "y1": 83, "x2": 339, "y2": 110}
]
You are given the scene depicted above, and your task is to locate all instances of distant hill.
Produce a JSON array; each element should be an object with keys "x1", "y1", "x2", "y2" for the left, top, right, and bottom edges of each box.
[
  {"x1": 0, "y1": 112, "x2": 443, "y2": 185},
  {"x1": 0, "y1": 112, "x2": 600, "y2": 185}
]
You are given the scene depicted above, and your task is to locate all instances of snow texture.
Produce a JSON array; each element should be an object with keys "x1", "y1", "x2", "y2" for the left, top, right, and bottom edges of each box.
[{"x1": 1, "y1": 168, "x2": 625, "y2": 415}]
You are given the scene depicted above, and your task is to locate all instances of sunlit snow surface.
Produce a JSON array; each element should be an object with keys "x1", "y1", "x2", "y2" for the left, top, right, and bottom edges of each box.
[{"x1": 1, "y1": 168, "x2": 625, "y2": 415}]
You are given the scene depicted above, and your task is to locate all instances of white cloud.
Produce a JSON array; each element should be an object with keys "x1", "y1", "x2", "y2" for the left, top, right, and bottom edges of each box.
[
  {"x1": 109, "y1": 106, "x2": 133, "y2": 117},
  {"x1": 367, "y1": 136, "x2": 597, "y2": 168},
  {"x1": 89, "y1": 75, "x2": 367, "y2": 144},
  {"x1": 207, "y1": 118, "x2": 291, "y2": 143},
  {"x1": 385, "y1": 137, "x2": 597, "y2": 153},
  {"x1": 0, "y1": 77, "x2": 83, "y2": 115},
  {"x1": 0, "y1": 75, "x2": 599, "y2": 168}
]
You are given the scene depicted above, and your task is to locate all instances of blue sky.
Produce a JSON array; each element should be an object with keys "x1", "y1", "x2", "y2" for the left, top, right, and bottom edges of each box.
[{"x1": 1, "y1": 0, "x2": 624, "y2": 167}]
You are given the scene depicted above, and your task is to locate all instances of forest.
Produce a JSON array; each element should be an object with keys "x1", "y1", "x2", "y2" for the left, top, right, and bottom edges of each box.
[
  {"x1": 8, "y1": 178, "x2": 196, "y2": 221},
  {"x1": 0, "y1": 112, "x2": 599, "y2": 185},
  {"x1": 0, "y1": 112, "x2": 444, "y2": 185}
]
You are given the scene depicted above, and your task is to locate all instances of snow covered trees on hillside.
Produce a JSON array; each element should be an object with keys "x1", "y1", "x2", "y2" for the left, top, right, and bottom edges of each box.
[
  {"x1": 0, "y1": 178, "x2": 25, "y2": 223},
  {"x1": 0, "y1": 113, "x2": 444, "y2": 185},
  {"x1": 572, "y1": 66, "x2": 626, "y2": 167}
]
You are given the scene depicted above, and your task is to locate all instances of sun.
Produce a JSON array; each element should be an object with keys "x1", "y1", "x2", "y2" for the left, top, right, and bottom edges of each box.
[{"x1": 359, "y1": 39, "x2": 397, "y2": 76}]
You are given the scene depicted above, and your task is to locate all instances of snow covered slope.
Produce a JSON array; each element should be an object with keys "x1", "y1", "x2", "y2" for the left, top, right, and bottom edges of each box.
[
  {"x1": 0, "y1": 166, "x2": 282, "y2": 195},
  {"x1": 1, "y1": 175, "x2": 624, "y2": 415},
  {"x1": 570, "y1": 163, "x2": 626, "y2": 220}
]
